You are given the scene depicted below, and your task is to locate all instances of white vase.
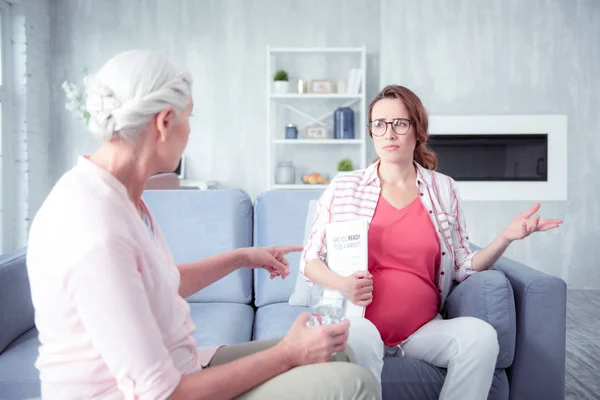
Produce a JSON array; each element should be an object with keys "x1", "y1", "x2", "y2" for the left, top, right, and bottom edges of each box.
[
  {"x1": 274, "y1": 161, "x2": 296, "y2": 184},
  {"x1": 273, "y1": 81, "x2": 290, "y2": 94}
]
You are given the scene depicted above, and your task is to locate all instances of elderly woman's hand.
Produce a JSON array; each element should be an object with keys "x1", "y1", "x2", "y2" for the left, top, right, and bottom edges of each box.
[{"x1": 243, "y1": 245, "x2": 304, "y2": 279}]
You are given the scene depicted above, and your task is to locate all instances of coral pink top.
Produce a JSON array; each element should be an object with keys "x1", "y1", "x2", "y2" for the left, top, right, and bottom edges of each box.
[
  {"x1": 301, "y1": 161, "x2": 478, "y2": 311},
  {"x1": 26, "y1": 156, "x2": 218, "y2": 399},
  {"x1": 364, "y1": 196, "x2": 441, "y2": 346}
]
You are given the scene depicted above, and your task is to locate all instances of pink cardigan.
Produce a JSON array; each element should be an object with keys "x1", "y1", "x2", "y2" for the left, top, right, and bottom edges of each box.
[{"x1": 27, "y1": 157, "x2": 218, "y2": 399}]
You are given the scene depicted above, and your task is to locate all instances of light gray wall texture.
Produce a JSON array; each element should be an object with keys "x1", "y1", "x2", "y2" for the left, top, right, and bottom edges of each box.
[
  {"x1": 2, "y1": 0, "x2": 51, "y2": 251},
  {"x1": 33, "y1": 0, "x2": 599, "y2": 288},
  {"x1": 379, "y1": 0, "x2": 599, "y2": 289}
]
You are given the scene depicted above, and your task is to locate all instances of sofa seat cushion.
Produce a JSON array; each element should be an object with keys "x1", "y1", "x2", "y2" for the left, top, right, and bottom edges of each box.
[
  {"x1": 188, "y1": 303, "x2": 255, "y2": 346},
  {"x1": 143, "y1": 189, "x2": 253, "y2": 304},
  {"x1": 253, "y1": 302, "x2": 308, "y2": 340},
  {"x1": 0, "y1": 328, "x2": 41, "y2": 399},
  {"x1": 382, "y1": 357, "x2": 509, "y2": 400}
]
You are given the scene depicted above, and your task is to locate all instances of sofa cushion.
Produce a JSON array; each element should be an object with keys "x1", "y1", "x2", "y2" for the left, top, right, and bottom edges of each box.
[
  {"x1": 444, "y1": 268, "x2": 516, "y2": 369},
  {"x1": 188, "y1": 303, "x2": 255, "y2": 346},
  {"x1": 0, "y1": 328, "x2": 41, "y2": 399},
  {"x1": 253, "y1": 302, "x2": 308, "y2": 340},
  {"x1": 253, "y1": 190, "x2": 322, "y2": 307},
  {"x1": 0, "y1": 248, "x2": 35, "y2": 354},
  {"x1": 144, "y1": 189, "x2": 253, "y2": 304}
]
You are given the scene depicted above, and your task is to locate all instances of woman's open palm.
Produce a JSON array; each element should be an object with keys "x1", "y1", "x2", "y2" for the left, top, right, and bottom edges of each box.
[{"x1": 501, "y1": 203, "x2": 563, "y2": 242}]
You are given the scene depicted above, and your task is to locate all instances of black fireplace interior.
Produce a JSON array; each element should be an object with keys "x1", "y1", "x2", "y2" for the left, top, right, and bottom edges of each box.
[{"x1": 428, "y1": 134, "x2": 548, "y2": 181}]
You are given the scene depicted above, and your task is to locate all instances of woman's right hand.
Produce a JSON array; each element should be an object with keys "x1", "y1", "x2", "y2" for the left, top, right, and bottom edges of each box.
[
  {"x1": 341, "y1": 271, "x2": 373, "y2": 306},
  {"x1": 277, "y1": 313, "x2": 350, "y2": 368}
]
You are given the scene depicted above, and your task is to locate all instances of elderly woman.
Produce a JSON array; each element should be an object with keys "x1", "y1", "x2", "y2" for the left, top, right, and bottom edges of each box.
[
  {"x1": 302, "y1": 84, "x2": 563, "y2": 400},
  {"x1": 26, "y1": 50, "x2": 379, "y2": 400}
]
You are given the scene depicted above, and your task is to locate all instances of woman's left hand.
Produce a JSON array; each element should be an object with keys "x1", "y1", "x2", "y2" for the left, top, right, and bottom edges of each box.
[
  {"x1": 244, "y1": 245, "x2": 304, "y2": 280},
  {"x1": 501, "y1": 203, "x2": 563, "y2": 242}
]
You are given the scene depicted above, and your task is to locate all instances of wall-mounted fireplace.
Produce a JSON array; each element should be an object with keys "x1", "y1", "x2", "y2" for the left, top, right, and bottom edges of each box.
[
  {"x1": 429, "y1": 134, "x2": 548, "y2": 182},
  {"x1": 428, "y1": 115, "x2": 567, "y2": 201}
]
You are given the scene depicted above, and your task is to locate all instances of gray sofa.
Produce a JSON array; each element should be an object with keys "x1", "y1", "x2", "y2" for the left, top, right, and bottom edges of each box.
[{"x1": 0, "y1": 188, "x2": 567, "y2": 400}]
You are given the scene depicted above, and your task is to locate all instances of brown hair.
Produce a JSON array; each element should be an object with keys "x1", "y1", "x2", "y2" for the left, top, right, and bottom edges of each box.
[{"x1": 368, "y1": 85, "x2": 438, "y2": 170}]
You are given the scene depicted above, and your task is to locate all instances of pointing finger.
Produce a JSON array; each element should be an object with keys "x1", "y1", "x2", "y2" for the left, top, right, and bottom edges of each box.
[{"x1": 276, "y1": 245, "x2": 305, "y2": 254}]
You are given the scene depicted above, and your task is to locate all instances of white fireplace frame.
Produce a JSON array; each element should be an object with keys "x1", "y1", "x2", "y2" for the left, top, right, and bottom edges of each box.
[{"x1": 428, "y1": 115, "x2": 568, "y2": 202}]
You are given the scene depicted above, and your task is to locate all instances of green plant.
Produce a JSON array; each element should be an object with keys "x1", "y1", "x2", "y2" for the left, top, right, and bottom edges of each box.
[
  {"x1": 337, "y1": 158, "x2": 354, "y2": 172},
  {"x1": 273, "y1": 69, "x2": 289, "y2": 81}
]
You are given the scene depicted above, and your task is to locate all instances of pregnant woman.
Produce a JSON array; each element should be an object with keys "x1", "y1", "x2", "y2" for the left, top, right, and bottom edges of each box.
[
  {"x1": 26, "y1": 50, "x2": 379, "y2": 400},
  {"x1": 302, "y1": 84, "x2": 562, "y2": 400}
]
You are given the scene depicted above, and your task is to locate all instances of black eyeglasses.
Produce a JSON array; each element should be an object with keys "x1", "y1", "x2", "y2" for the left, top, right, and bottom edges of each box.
[{"x1": 368, "y1": 118, "x2": 415, "y2": 137}]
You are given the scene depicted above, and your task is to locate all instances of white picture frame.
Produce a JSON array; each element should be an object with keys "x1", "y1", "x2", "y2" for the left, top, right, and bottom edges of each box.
[
  {"x1": 304, "y1": 125, "x2": 329, "y2": 140},
  {"x1": 310, "y1": 79, "x2": 335, "y2": 93}
]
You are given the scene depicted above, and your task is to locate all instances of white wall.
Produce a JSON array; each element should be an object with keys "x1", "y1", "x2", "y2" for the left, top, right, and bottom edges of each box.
[{"x1": 48, "y1": 0, "x2": 382, "y2": 198}]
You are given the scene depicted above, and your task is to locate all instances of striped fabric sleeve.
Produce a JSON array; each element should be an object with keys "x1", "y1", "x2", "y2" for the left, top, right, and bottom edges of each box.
[
  {"x1": 449, "y1": 178, "x2": 478, "y2": 282},
  {"x1": 300, "y1": 182, "x2": 336, "y2": 280}
]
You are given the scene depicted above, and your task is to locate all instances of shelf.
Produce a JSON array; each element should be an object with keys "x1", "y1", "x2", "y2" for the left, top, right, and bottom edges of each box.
[
  {"x1": 271, "y1": 184, "x2": 328, "y2": 190},
  {"x1": 272, "y1": 139, "x2": 362, "y2": 145},
  {"x1": 270, "y1": 93, "x2": 362, "y2": 99},
  {"x1": 267, "y1": 46, "x2": 367, "y2": 192},
  {"x1": 269, "y1": 47, "x2": 364, "y2": 54}
]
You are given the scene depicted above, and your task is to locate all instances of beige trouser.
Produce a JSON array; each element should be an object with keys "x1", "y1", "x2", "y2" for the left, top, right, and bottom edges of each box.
[{"x1": 207, "y1": 339, "x2": 381, "y2": 400}]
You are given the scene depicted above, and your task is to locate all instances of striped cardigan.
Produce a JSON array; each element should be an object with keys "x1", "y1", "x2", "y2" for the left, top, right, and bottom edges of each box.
[{"x1": 300, "y1": 160, "x2": 479, "y2": 309}]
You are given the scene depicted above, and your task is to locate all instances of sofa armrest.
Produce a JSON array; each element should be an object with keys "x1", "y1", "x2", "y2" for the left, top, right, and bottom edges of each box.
[
  {"x1": 0, "y1": 248, "x2": 35, "y2": 354},
  {"x1": 492, "y1": 255, "x2": 566, "y2": 400},
  {"x1": 444, "y1": 269, "x2": 516, "y2": 369}
]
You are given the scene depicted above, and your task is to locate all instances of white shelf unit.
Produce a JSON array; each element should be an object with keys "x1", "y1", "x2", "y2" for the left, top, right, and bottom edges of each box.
[{"x1": 266, "y1": 46, "x2": 367, "y2": 190}]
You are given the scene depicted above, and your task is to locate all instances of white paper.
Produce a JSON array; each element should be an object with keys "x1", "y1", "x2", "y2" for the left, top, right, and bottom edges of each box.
[{"x1": 324, "y1": 219, "x2": 369, "y2": 318}]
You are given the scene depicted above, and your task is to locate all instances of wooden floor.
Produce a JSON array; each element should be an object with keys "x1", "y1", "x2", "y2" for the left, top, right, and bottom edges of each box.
[{"x1": 566, "y1": 290, "x2": 600, "y2": 400}]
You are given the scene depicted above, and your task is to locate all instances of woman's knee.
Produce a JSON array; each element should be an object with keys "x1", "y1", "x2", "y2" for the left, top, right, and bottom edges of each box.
[
  {"x1": 348, "y1": 317, "x2": 382, "y2": 343},
  {"x1": 458, "y1": 317, "x2": 500, "y2": 358},
  {"x1": 347, "y1": 317, "x2": 384, "y2": 357}
]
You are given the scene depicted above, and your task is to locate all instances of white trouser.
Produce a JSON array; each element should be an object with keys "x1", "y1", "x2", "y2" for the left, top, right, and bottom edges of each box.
[
  {"x1": 347, "y1": 314, "x2": 500, "y2": 400},
  {"x1": 346, "y1": 317, "x2": 384, "y2": 399}
]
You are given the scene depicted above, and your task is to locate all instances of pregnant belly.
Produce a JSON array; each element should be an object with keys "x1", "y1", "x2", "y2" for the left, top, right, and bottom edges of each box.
[{"x1": 365, "y1": 269, "x2": 439, "y2": 347}]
